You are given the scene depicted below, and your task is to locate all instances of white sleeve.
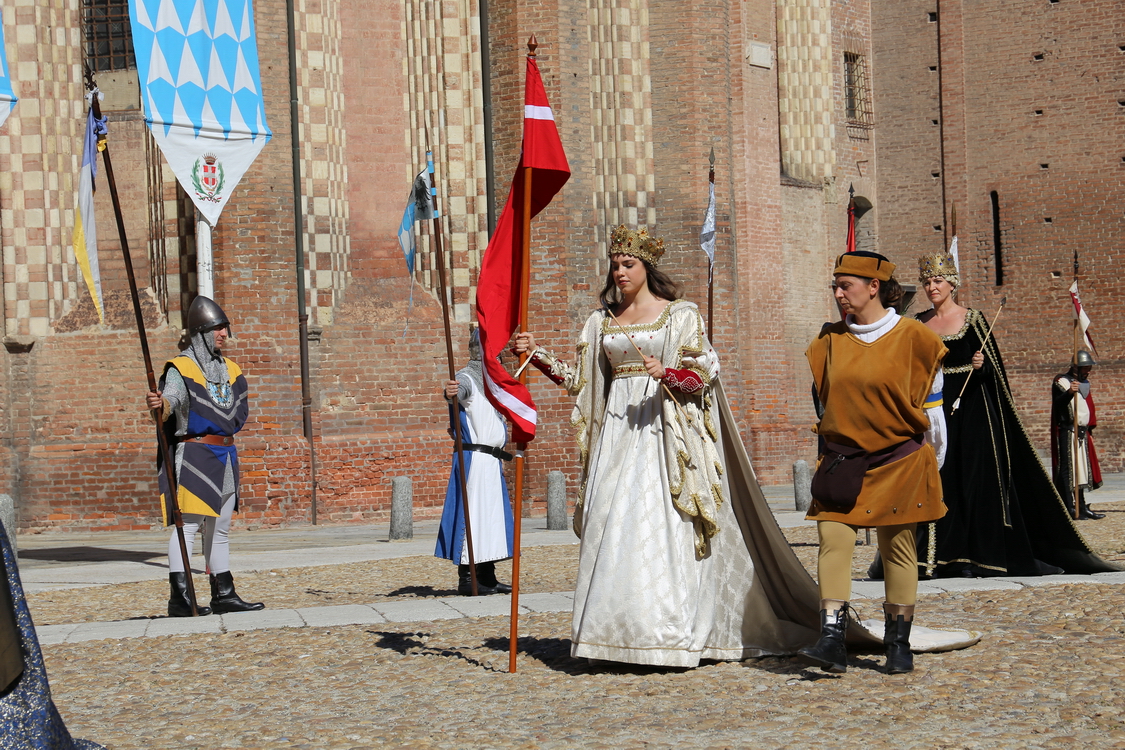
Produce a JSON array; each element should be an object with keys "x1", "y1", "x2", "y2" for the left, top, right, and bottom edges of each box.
[{"x1": 925, "y1": 369, "x2": 946, "y2": 469}]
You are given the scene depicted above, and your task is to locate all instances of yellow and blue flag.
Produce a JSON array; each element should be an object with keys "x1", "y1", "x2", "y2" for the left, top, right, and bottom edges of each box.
[{"x1": 73, "y1": 106, "x2": 107, "y2": 323}]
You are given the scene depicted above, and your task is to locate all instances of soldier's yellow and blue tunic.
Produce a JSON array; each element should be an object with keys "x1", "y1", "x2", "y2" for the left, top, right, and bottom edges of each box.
[{"x1": 157, "y1": 354, "x2": 249, "y2": 524}]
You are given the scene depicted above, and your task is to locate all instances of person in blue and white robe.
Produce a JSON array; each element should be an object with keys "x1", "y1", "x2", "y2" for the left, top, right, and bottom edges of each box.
[{"x1": 435, "y1": 328, "x2": 515, "y2": 595}]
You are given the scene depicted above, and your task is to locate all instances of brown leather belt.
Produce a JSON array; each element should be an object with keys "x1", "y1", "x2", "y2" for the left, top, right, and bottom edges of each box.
[{"x1": 187, "y1": 435, "x2": 235, "y2": 446}]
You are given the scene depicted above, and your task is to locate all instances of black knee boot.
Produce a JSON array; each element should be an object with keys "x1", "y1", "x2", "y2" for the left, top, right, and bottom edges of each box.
[
  {"x1": 168, "y1": 572, "x2": 211, "y2": 617},
  {"x1": 457, "y1": 564, "x2": 499, "y2": 596},
  {"x1": 797, "y1": 599, "x2": 849, "y2": 673},
  {"x1": 883, "y1": 602, "x2": 915, "y2": 674},
  {"x1": 476, "y1": 561, "x2": 512, "y2": 594},
  {"x1": 209, "y1": 571, "x2": 265, "y2": 613}
]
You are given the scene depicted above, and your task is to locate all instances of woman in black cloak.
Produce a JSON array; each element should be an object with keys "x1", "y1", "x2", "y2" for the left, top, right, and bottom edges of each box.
[{"x1": 910, "y1": 252, "x2": 1116, "y2": 577}]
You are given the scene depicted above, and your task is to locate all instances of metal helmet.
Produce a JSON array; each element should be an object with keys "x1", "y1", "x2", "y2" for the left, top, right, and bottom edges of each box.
[
  {"x1": 185, "y1": 295, "x2": 231, "y2": 335},
  {"x1": 1073, "y1": 350, "x2": 1096, "y2": 368}
]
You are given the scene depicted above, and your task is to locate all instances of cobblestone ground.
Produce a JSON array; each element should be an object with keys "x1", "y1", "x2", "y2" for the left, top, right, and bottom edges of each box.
[{"x1": 30, "y1": 506, "x2": 1125, "y2": 749}]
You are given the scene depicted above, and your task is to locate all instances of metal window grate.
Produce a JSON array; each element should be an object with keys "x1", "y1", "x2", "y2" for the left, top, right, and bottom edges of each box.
[
  {"x1": 844, "y1": 52, "x2": 874, "y2": 133},
  {"x1": 83, "y1": 0, "x2": 135, "y2": 73}
]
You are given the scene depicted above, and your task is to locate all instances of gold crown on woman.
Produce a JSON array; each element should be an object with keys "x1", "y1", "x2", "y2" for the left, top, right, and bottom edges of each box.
[
  {"x1": 917, "y1": 252, "x2": 960, "y2": 287},
  {"x1": 609, "y1": 225, "x2": 665, "y2": 267}
]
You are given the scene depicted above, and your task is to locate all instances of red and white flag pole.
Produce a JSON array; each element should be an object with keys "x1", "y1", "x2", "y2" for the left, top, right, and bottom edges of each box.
[{"x1": 475, "y1": 34, "x2": 570, "y2": 673}]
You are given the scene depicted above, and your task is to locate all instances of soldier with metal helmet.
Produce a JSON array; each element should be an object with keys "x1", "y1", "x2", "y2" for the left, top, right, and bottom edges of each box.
[
  {"x1": 1051, "y1": 350, "x2": 1105, "y2": 520},
  {"x1": 145, "y1": 296, "x2": 265, "y2": 616}
]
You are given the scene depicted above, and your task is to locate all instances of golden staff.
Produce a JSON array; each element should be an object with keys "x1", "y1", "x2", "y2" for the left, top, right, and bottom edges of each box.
[
  {"x1": 949, "y1": 296, "x2": 1006, "y2": 414},
  {"x1": 603, "y1": 306, "x2": 699, "y2": 433}
]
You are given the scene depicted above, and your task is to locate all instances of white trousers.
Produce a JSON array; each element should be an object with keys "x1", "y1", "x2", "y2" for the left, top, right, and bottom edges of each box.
[{"x1": 168, "y1": 493, "x2": 236, "y2": 574}]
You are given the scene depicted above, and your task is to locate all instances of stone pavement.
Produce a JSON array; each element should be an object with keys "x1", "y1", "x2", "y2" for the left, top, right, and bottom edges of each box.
[
  {"x1": 17, "y1": 476, "x2": 1125, "y2": 646},
  {"x1": 16, "y1": 477, "x2": 1125, "y2": 749}
]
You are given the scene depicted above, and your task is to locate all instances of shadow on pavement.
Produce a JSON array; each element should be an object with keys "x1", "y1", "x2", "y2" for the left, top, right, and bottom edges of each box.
[
  {"x1": 367, "y1": 629, "x2": 504, "y2": 672},
  {"x1": 17, "y1": 547, "x2": 165, "y2": 565},
  {"x1": 385, "y1": 585, "x2": 459, "y2": 598}
]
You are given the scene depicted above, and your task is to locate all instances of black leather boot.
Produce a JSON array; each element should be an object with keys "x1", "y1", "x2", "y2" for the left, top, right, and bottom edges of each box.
[
  {"x1": 476, "y1": 561, "x2": 512, "y2": 594},
  {"x1": 209, "y1": 571, "x2": 265, "y2": 613},
  {"x1": 457, "y1": 564, "x2": 498, "y2": 596},
  {"x1": 1078, "y1": 493, "x2": 1105, "y2": 520},
  {"x1": 168, "y1": 572, "x2": 211, "y2": 617},
  {"x1": 797, "y1": 599, "x2": 849, "y2": 673},
  {"x1": 883, "y1": 602, "x2": 915, "y2": 674}
]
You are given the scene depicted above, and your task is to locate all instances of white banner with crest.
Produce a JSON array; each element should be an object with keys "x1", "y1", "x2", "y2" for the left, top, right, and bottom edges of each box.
[{"x1": 129, "y1": 0, "x2": 271, "y2": 225}]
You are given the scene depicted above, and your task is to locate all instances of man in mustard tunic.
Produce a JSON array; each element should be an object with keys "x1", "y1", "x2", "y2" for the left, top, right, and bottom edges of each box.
[
  {"x1": 799, "y1": 252, "x2": 948, "y2": 675},
  {"x1": 147, "y1": 296, "x2": 264, "y2": 617}
]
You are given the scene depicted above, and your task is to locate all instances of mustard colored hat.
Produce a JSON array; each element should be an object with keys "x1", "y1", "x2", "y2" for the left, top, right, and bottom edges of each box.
[{"x1": 833, "y1": 251, "x2": 896, "y2": 281}]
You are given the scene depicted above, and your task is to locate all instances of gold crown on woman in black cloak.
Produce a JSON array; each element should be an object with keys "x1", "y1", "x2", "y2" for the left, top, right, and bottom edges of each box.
[
  {"x1": 917, "y1": 252, "x2": 960, "y2": 287},
  {"x1": 609, "y1": 225, "x2": 665, "y2": 267}
]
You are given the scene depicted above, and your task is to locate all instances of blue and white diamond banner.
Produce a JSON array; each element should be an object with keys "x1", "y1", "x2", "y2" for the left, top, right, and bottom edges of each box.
[
  {"x1": 129, "y1": 0, "x2": 271, "y2": 225},
  {"x1": 0, "y1": 21, "x2": 18, "y2": 130}
]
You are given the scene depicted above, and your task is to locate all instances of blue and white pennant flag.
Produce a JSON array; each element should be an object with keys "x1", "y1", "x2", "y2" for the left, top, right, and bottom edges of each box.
[
  {"x1": 129, "y1": 0, "x2": 271, "y2": 225},
  {"x1": 397, "y1": 153, "x2": 439, "y2": 275},
  {"x1": 0, "y1": 21, "x2": 18, "y2": 130},
  {"x1": 699, "y1": 180, "x2": 716, "y2": 281}
]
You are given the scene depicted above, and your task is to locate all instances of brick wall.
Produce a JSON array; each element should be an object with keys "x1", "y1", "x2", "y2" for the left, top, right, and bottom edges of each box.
[
  {"x1": 15, "y1": 0, "x2": 1064, "y2": 532},
  {"x1": 872, "y1": 0, "x2": 1125, "y2": 470}
]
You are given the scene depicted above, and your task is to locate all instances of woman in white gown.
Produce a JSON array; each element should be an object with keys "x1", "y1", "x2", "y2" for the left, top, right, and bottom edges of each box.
[{"x1": 514, "y1": 225, "x2": 826, "y2": 667}]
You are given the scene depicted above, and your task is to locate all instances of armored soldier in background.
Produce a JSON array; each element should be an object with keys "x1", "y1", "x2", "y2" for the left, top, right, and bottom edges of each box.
[
  {"x1": 1052, "y1": 350, "x2": 1105, "y2": 520},
  {"x1": 146, "y1": 296, "x2": 265, "y2": 616}
]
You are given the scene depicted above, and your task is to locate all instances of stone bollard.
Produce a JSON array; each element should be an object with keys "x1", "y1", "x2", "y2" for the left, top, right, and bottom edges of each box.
[
  {"x1": 546, "y1": 471, "x2": 568, "y2": 530},
  {"x1": 793, "y1": 460, "x2": 811, "y2": 513},
  {"x1": 0, "y1": 494, "x2": 15, "y2": 555},
  {"x1": 389, "y1": 477, "x2": 413, "y2": 540}
]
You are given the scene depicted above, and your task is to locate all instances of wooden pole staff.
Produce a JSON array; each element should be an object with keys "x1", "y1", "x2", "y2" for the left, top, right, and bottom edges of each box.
[
  {"x1": 706, "y1": 148, "x2": 715, "y2": 341},
  {"x1": 949, "y1": 296, "x2": 1006, "y2": 414},
  {"x1": 84, "y1": 69, "x2": 199, "y2": 615},
  {"x1": 509, "y1": 35, "x2": 538, "y2": 675},
  {"x1": 1071, "y1": 251, "x2": 1081, "y2": 520},
  {"x1": 426, "y1": 141, "x2": 479, "y2": 597}
]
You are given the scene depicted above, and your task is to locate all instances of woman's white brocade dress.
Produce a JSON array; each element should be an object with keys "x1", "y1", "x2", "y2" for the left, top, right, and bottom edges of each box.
[
  {"x1": 572, "y1": 321, "x2": 721, "y2": 665},
  {"x1": 534, "y1": 300, "x2": 826, "y2": 667}
]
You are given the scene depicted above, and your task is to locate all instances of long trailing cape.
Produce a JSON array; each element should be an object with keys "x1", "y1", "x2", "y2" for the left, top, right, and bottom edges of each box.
[{"x1": 917, "y1": 309, "x2": 1117, "y2": 575}]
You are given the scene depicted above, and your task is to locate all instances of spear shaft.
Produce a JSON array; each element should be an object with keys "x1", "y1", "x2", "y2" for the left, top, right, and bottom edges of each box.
[
  {"x1": 706, "y1": 149, "x2": 715, "y2": 340},
  {"x1": 508, "y1": 35, "x2": 538, "y2": 675},
  {"x1": 426, "y1": 146, "x2": 479, "y2": 597},
  {"x1": 85, "y1": 70, "x2": 199, "y2": 614},
  {"x1": 1071, "y1": 251, "x2": 1081, "y2": 520}
]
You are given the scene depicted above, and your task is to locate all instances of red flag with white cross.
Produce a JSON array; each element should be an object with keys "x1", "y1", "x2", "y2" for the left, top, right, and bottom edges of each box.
[{"x1": 476, "y1": 53, "x2": 570, "y2": 443}]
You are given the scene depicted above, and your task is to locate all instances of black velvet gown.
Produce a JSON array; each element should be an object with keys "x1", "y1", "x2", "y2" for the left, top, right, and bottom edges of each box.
[{"x1": 914, "y1": 309, "x2": 1116, "y2": 577}]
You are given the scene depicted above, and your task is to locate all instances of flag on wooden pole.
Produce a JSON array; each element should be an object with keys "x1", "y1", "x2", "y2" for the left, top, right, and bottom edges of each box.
[
  {"x1": 397, "y1": 157, "x2": 438, "y2": 275},
  {"x1": 475, "y1": 54, "x2": 570, "y2": 443},
  {"x1": 700, "y1": 167, "x2": 716, "y2": 281},
  {"x1": 73, "y1": 101, "x2": 108, "y2": 323},
  {"x1": 1069, "y1": 280, "x2": 1097, "y2": 356},
  {"x1": 845, "y1": 184, "x2": 856, "y2": 253}
]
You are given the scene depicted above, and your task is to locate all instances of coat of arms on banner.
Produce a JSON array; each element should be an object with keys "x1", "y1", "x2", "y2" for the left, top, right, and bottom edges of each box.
[{"x1": 191, "y1": 154, "x2": 226, "y2": 202}]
